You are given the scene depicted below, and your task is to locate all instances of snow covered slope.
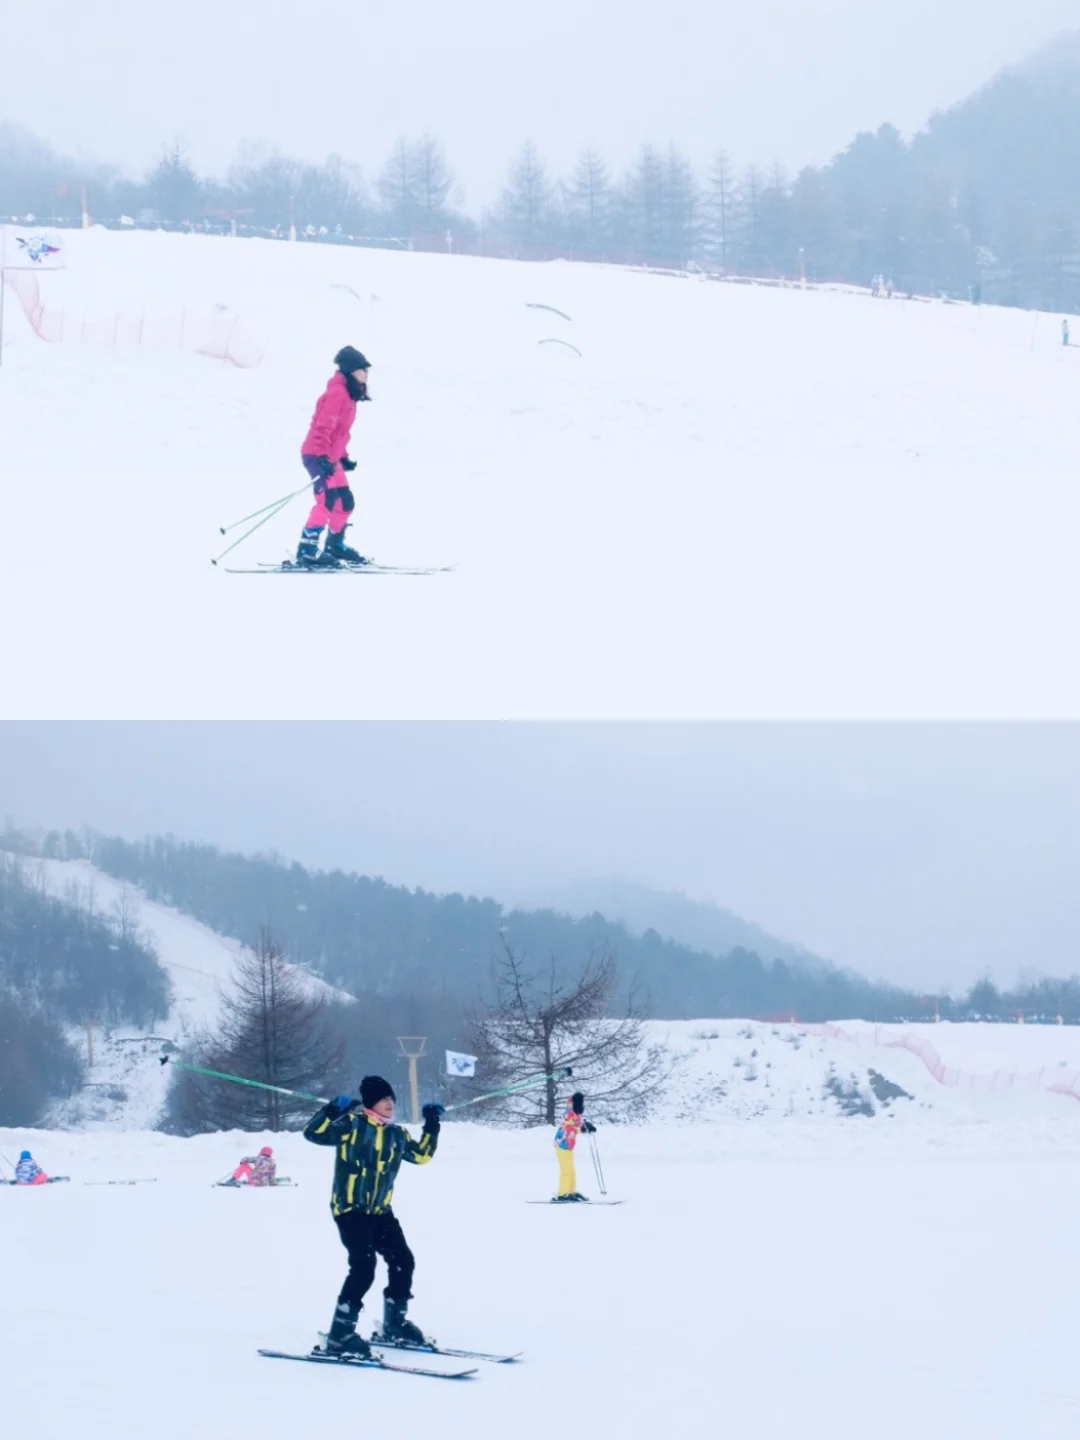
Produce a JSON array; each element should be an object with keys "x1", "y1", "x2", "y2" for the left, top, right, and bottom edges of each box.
[
  {"x1": 657, "y1": 1017, "x2": 1080, "y2": 1128},
  {"x1": 3, "y1": 227, "x2": 1079, "y2": 719},
  {"x1": 2, "y1": 1117, "x2": 1079, "y2": 1440},
  {"x1": 11, "y1": 856, "x2": 349, "y2": 1129}
]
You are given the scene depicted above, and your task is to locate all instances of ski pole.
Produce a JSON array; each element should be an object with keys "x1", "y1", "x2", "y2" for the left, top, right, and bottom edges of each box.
[
  {"x1": 440, "y1": 1067, "x2": 573, "y2": 1114},
  {"x1": 84, "y1": 1178, "x2": 158, "y2": 1186},
  {"x1": 161, "y1": 1046, "x2": 570, "y2": 1116},
  {"x1": 220, "y1": 486, "x2": 309, "y2": 536},
  {"x1": 160, "y1": 1049, "x2": 328, "y2": 1104},
  {"x1": 210, "y1": 494, "x2": 295, "y2": 566},
  {"x1": 589, "y1": 1131, "x2": 607, "y2": 1195}
]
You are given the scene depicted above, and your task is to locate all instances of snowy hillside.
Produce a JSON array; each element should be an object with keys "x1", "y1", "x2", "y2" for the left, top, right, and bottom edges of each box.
[
  {"x1": 656, "y1": 1017, "x2": 1080, "y2": 1130},
  {"x1": 3, "y1": 227, "x2": 1080, "y2": 719},
  {"x1": 9, "y1": 856, "x2": 349, "y2": 1129}
]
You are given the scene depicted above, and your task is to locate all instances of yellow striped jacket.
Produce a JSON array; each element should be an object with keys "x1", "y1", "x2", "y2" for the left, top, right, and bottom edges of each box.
[{"x1": 303, "y1": 1105, "x2": 437, "y2": 1216}]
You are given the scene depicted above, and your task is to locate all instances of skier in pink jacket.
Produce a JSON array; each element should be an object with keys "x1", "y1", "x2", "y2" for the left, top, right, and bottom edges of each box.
[{"x1": 296, "y1": 346, "x2": 372, "y2": 568}]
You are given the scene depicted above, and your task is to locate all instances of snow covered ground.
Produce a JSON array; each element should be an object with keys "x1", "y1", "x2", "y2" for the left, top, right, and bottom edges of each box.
[
  {"x1": 3, "y1": 226, "x2": 1079, "y2": 719},
  {"x1": 3, "y1": 1116, "x2": 1079, "y2": 1440}
]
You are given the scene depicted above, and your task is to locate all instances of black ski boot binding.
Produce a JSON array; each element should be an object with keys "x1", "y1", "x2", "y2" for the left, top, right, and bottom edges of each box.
[
  {"x1": 322, "y1": 1302, "x2": 371, "y2": 1359},
  {"x1": 381, "y1": 1296, "x2": 426, "y2": 1346},
  {"x1": 324, "y1": 525, "x2": 368, "y2": 567},
  {"x1": 295, "y1": 529, "x2": 340, "y2": 569}
]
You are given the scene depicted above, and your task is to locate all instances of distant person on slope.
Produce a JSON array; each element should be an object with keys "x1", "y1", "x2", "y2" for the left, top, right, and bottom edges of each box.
[
  {"x1": 303, "y1": 1075, "x2": 443, "y2": 1358},
  {"x1": 14, "y1": 1150, "x2": 48, "y2": 1186},
  {"x1": 553, "y1": 1091, "x2": 596, "y2": 1202},
  {"x1": 296, "y1": 346, "x2": 372, "y2": 569},
  {"x1": 231, "y1": 1145, "x2": 277, "y2": 1187}
]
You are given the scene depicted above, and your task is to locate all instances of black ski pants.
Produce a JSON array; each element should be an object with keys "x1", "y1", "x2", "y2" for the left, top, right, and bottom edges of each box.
[{"x1": 335, "y1": 1210, "x2": 415, "y2": 1310}]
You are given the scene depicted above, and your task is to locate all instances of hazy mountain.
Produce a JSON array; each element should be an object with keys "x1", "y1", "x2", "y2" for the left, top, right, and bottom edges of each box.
[{"x1": 513, "y1": 878, "x2": 836, "y2": 977}]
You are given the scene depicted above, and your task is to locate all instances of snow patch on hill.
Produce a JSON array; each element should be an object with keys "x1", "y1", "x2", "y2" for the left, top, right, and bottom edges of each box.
[{"x1": 7, "y1": 856, "x2": 351, "y2": 1130}]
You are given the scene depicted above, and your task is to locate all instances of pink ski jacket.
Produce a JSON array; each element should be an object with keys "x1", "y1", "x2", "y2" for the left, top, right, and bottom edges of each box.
[{"x1": 302, "y1": 372, "x2": 357, "y2": 464}]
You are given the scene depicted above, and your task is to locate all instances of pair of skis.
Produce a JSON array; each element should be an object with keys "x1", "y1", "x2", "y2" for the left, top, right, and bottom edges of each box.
[
  {"x1": 528, "y1": 1197, "x2": 624, "y2": 1205},
  {"x1": 225, "y1": 560, "x2": 456, "y2": 577},
  {"x1": 260, "y1": 1333, "x2": 520, "y2": 1382},
  {"x1": 1, "y1": 1176, "x2": 70, "y2": 1186},
  {"x1": 214, "y1": 1177, "x2": 297, "y2": 1188}
]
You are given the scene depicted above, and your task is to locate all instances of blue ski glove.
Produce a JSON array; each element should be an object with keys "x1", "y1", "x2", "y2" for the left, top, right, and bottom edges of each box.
[
  {"x1": 331, "y1": 1095, "x2": 356, "y2": 1113},
  {"x1": 422, "y1": 1103, "x2": 445, "y2": 1128},
  {"x1": 315, "y1": 455, "x2": 335, "y2": 480},
  {"x1": 340, "y1": 456, "x2": 357, "y2": 472}
]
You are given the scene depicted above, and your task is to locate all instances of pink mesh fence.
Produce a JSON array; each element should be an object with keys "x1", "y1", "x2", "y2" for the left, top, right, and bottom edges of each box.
[
  {"x1": 2, "y1": 270, "x2": 268, "y2": 367},
  {"x1": 801, "y1": 1022, "x2": 1080, "y2": 1102}
]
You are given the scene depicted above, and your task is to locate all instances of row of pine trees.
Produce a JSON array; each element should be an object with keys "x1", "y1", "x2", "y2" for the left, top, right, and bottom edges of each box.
[{"x1": 6, "y1": 51, "x2": 1080, "y2": 312}]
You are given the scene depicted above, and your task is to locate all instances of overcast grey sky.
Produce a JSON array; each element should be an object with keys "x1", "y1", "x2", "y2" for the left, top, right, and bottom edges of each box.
[
  {"x1": 5, "y1": 0, "x2": 1079, "y2": 204},
  {"x1": 0, "y1": 723, "x2": 1077, "y2": 993}
]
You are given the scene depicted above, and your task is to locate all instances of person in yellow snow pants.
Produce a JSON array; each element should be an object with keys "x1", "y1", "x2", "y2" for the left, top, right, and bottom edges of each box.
[{"x1": 553, "y1": 1091, "x2": 597, "y2": 1202}]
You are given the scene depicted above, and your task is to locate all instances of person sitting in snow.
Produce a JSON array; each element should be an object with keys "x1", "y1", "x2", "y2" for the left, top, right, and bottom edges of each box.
[
  {"x1": 553, "y1": 1092, "x2": 597, "y2": 1202},
  {"x1": 231, "y1": 1146, "x2": 277, "y2": 1187},
  {"x1": 14, "y1": 1150, "x2": 48, "y2": 1185}
]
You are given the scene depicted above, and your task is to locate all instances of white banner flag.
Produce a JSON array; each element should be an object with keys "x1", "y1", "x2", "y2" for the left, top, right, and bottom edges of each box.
[{"x1": 445, "y1": 1050, "x2": 477, "y2": 1077}]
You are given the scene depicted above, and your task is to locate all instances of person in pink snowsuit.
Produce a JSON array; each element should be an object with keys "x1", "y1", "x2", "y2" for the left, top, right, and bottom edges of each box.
[
  {"x1": 296, "y1": 345, "x2": 372, "y2": 568},
  {"x1": 232, "y1": 1145, "x2": 277, "y2": 1187}
]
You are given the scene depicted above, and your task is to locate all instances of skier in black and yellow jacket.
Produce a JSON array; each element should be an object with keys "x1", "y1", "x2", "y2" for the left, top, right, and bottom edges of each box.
[{"x1": 304, "y1": 1074, "x2": 443, "y2": 1358}]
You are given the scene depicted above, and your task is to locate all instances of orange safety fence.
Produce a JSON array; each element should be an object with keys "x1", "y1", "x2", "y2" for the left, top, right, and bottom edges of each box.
[
  {"x1": 800, "y1": 1021, "x2": 1080, "y2": 1102},
  {"x1": 2, "y1": 270, "x2": 268, "y2": 367}
]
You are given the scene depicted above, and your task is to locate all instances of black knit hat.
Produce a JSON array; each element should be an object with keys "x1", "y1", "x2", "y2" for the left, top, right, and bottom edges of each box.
[
  {"x1": 360, "y1": 1075, "x2": 396, "y2": 1109},
  {"x1": 571, "y1": 1091, "x2": 585, "y2": 1113},
  {"x1": 335, "y1": 345, "x2": 371, "y2": 373}
]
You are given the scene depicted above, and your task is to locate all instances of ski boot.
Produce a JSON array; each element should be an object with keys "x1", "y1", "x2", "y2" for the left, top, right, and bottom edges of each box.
[
  {"x1": 324, "y1": 525, "x2": 369, "y2": 567},
  {"x1": 294, "y1": 528, "x2": 341, "y2": 569},
  {"x1": 569, "y1": 1193, "x2": 591, "y2": 1203},
  {"x1": 322, "y1": 1302, "x2": 371, "y2": 1360},
  {"x1": 380, "y1": 1295, "x2": 426, "y2": 1346}
]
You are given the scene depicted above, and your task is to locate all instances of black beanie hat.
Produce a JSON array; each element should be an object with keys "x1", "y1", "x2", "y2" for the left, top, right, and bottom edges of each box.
[
  {"x1": 335, "y1": 345, "x2": 371, "y2": 373},
  {"x1": 571, "y1": 1091, "x2": 585, "y2": 1114},
  {"x1": 360, "y1": 1075, "x2": 396, "y2": 1109}
]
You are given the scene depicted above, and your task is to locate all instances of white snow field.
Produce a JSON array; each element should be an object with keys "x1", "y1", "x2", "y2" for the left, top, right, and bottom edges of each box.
[
  {"x1": 4, "y1": 1100, "x2": 1080, "y2": 1440},
  {"x1": 3, "y1": 226, "x2": 1080, "y2": 719}
]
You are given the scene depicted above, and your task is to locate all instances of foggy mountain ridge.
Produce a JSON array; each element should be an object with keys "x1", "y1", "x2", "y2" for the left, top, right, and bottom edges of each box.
[
  {"x1": 512, "y1": 877, "x2": 837, "y2": 977},
  {"x1": 0, "y1": 825, "x2": 922, "y2": 1022}
]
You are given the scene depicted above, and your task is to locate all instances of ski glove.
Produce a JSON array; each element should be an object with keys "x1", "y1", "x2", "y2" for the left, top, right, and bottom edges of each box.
[
  {"x1": 315, "y1": 455, "x2": 335, "y2": 480},
  {"x1": 331, "y1": 1095, "x2": 356, "y2": 1114},
  {"x1": 582, "y1": 1121, "x2": 597, "y2": 1134},
  {"x1": 340, "y1": 456, "x2": 357, "y2": 472},
  {"x1": 422, "y1": 1103, "x2": 445, "y2": 1128}
]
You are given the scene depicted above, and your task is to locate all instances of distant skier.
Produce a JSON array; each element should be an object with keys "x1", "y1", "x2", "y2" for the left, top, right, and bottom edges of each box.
[
  {"x1": 553, "y1": 1091, "x2": 597, "y2": 1202},
  {"x1": 303, "y1": 1075, "x2": 443, "y2": 1358},
  {"x1": 296, "y1": 346, "x2": 372, "y2": 569},
  {"x1": 14, "y1": 1150, "x2": 48, "y2": 1186},
  {"x1": 231, "y1": 1145, "x2": 277, "y2": 1187}
]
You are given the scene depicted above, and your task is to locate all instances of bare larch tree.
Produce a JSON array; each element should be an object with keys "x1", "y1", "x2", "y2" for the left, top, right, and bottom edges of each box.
[
  {"x1": 163, "y1": 927, "x2": 344, "y2": 1135},
  {"x1": 469, "y1": 941, "x2": 670, "y2": 1126}
]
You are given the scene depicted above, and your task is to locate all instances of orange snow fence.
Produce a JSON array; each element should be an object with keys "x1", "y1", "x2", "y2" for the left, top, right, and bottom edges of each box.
[
  {"x1": 2, "y1": 270, "x2": 268, "y2": 367},
  {"x1": 801, "y1": 1021, "x2": 1080, "y2": 1102}
]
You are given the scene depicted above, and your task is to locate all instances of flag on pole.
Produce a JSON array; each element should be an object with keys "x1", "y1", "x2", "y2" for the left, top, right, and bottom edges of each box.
[{"x1": 445, "y1": 1050, "x2": 477, "y2": 1077}]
